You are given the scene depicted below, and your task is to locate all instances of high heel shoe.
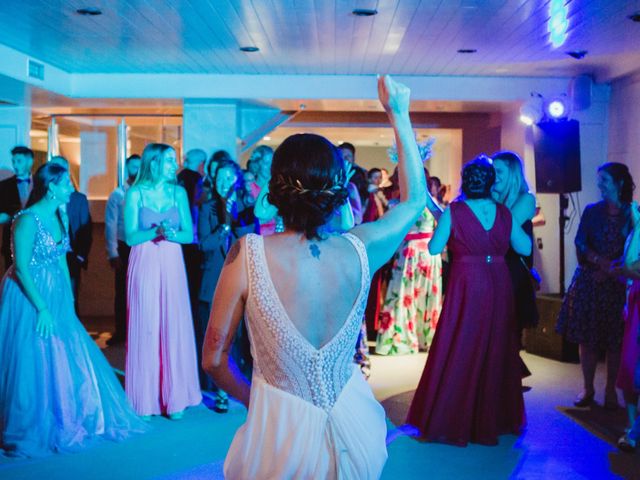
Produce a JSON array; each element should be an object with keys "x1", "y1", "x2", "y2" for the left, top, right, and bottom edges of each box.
[{"x1": 574, "y1": 392, "x2": 595, "y2": 407}]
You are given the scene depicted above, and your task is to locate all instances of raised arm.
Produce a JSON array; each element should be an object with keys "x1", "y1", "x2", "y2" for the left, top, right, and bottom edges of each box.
[
  {"x1": 202, "y1": 236, "x2": 251, "y2": 407},
  {"x1": 351, "y1": 75, "x2": 428, "y2": 273}
]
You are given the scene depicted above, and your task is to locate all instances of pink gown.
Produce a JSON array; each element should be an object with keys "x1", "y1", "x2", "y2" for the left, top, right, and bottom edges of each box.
[
  {"x1": 406, "y1": 201, "x2": 524, "y2": 446},
  {"x1": 125, "y1": 205, "x2": 202, "y2": 415},
  {"x1": 617, "y1": 280, "x2": 640, "y2": 395}
]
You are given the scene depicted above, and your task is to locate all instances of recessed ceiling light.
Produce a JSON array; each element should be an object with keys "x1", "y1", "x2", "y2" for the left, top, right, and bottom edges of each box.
[
  {"x1": 263, "y1": 136, "x2": 271, "y2": 141},
  {"x1": 76, "y1": 7, "x2": 102, "y2": 16},
  {"x1": 628, "y1": 12, "x2": 640, "y2": 22},
  {"x1": 566, "y1": 50, "x2": 588, "y2": 59},
  {"x1": 457, "y1": 49, "x2": 477, "y2": 54},
  {"x1": 352, "y1": 8, "x2": 378, "y2": 17},
  {"x1": 240, "y1": 46, "x2": 259, "y2": 52}
]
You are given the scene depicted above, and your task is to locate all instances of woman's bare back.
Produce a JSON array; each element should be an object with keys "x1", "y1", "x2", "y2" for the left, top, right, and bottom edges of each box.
[{"x1": 262, "y1": 233, "x2": 362, "y2": 349}]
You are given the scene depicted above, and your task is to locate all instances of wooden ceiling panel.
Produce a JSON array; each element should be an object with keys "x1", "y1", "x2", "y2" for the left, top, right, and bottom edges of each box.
[{"x1": 0, "y1": 0, "x2": 637, "y2": 81}]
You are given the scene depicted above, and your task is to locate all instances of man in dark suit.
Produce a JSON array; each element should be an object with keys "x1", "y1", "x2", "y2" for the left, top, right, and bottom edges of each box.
[
  {"x1": 50, "y1": 156, "x2": 93, "y2": 312},
  {"x1": 0, "y1": 146, "x2": 34, "y2": 272},
  {"x1": 178, "y1": 148, "x2": 206, "y2": 318}
]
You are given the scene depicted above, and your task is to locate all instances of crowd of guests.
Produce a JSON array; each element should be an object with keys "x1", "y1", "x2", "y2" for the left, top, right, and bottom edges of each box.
[{"x1": 0, "y1": 85, "x2": 639, "y2": 463}]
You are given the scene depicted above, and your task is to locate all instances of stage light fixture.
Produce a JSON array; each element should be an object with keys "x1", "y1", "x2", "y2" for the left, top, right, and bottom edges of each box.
[
  {"x1": 519, "y1": 94, "x2": 544, "y2": 126},
  {"x1": 544, "y1": 96, "x2": 571, "y2": 120}
]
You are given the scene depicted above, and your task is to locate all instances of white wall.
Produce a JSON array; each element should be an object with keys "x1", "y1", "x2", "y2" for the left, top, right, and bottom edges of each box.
[
  {"x1": 608, "y1": 72, "x2": 640, "y2": 187},
  {"x1": 0, "y1": 106, "x2": 30, "y2": 178}
]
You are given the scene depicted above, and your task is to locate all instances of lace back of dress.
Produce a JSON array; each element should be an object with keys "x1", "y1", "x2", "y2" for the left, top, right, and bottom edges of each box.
[{"x1": 244, "y1": 233, "x2": 370, "y2": 412}]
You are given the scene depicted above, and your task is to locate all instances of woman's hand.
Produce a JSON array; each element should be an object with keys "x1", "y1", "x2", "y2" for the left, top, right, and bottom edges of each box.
[
  {"x1": 35, "y1": 309, "x2": 54, "y2": 338},
  {"x1": 377, "y1": 75, "x2": 410, "y2": 117}
]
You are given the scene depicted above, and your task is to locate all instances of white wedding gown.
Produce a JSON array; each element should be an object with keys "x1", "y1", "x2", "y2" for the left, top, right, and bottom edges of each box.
[{"x1": 224, "y1": 233, "x2": 388, "y2": 480}]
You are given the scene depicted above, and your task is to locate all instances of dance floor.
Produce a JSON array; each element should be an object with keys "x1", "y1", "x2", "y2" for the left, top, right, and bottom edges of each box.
[{"x1": 1, "y1": 321, "x2": 638, "y2": 479}]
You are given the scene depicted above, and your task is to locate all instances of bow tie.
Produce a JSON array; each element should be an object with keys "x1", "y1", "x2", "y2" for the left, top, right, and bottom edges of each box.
[{"x1": 16, "y1": 178, "x2": 30, "y2": 184}]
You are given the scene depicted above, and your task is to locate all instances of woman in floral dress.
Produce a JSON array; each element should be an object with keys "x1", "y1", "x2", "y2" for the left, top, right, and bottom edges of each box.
[{"x1": 376, "y1": 203, "x2": 443, "y2": 355}]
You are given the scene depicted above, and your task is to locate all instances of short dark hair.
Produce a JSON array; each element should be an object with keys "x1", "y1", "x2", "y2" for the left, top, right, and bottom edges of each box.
[
  {"x1": 268, "y1": 134, "x2": 348, "y2": 240},
  {"x1": 212, "y1": 150, "x2": 233, "y2": 163},
  {"x1": 126, "y1": 154, "x2": 141, "y2": 163},
  {"x1": 461, "y1": 155, "x2": 495, "y2": 200},
  {"x1": 337, "y1": 142, "x2": 355, "y2": 155},
  {"x1": 598, "y1": 162, "x2": 635, "y2": 204},
  {"x1": 367, "y1": 168, "x2": 382, "y2": 180},
  {"x1": 11, "y1": 146, "x2": 33, "y2": 158}
]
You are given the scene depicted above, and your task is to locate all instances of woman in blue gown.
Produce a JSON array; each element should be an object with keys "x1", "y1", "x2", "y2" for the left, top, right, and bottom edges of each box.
[{"x1": 0, "y1": 162, "x2": 147, "y2": 457}]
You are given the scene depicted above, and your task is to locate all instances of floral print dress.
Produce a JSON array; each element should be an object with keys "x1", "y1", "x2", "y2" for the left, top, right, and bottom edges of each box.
[{"x1": 376, "y1": 208, "x2": 443, "y2": 355}]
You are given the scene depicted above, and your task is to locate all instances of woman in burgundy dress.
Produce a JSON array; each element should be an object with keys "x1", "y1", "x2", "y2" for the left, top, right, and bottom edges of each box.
[{"x1": 406, "y1": 155, "x2": 532, "y2": 446}]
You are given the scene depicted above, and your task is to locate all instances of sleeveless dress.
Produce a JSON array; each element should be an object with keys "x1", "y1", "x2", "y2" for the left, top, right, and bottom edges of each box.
[
  {"x1": 125, "y1": 204, "x2": 202, "y2": 415},
  {"x1": 0, "y1": 211, "x2": 147, "y2": 457},
  {"x1": 376, "y1": 207, "x2": 443, "y2": 354},
  {"x1": 406, "y1": 202, "x2": 524, "y2": 446},
  {"x1": 224, "y1": 233, "x2": 387, "y2": 479}
]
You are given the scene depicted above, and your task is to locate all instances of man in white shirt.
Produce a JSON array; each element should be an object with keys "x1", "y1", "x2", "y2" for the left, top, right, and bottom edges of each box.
[{"x1": 105, "y1": 154, "x2": 141, "y2": 346}]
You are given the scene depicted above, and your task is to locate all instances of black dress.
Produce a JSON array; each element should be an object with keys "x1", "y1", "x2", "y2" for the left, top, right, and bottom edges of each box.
[
  {"x1": 506, "y1": 220, "x2": 539, "y2": 331},
  {"x1": 556, "y1": 201, "x2": 631, "y2": 350}
]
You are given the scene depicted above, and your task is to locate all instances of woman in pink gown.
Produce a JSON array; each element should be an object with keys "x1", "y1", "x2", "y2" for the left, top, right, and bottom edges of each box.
[
  {"x1": 406, "y1": 155, "x2": 531, "y2": 446},
  {"x1": 124, "y1": 143, "x2": 202, "y2": 420}
]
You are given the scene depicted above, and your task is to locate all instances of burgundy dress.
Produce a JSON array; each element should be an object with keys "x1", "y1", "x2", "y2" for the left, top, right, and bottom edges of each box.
[{"x1": 406, "y1": 201, "x2": 524, "y2": 446}]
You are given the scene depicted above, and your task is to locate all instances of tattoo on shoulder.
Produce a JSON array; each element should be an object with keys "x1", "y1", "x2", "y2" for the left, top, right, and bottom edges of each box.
[
  {"x1": 309, "y1": 243, "x2": 321, "y2": 259},
  {"x1": 224, "y1": 241, "x2": 241, "y2": 266}
]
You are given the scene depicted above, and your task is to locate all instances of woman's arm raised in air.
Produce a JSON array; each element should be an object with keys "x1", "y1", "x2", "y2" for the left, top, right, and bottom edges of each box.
[
  {"x1": 352, "y1": 75, "x2": 428, "y2": 273},
  {"x1": 202, "y1": 236, "x2": 251, "y2": 407}
]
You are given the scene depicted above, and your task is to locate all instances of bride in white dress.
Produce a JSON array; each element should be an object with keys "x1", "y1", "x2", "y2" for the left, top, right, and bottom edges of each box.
[{"x1": 202, "y1": 75, "x2": 428, "y2": 479}]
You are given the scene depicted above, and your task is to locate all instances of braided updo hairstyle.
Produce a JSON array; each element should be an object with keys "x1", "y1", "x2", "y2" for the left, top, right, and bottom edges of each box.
[
  {"x1": 268, "y1": 134, "x2": 349, "y2": 240},
  {"x1": 461, "y1": 155, "x2": 496, "y2": 199}
]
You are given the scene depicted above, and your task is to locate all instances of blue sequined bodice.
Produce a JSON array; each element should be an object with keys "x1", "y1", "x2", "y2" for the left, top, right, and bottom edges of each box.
[{"x1": 11, "y1": 210, "x2": 70, "y2": 267}]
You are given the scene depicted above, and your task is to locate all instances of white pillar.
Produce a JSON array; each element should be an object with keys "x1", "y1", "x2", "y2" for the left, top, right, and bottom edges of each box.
[{"x1": 183, "y1": 101, "x2": 239, "y2": 162}]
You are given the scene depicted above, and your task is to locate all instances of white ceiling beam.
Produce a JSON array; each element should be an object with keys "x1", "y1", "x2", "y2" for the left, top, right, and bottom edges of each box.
[{"x1": 70, "y1": 73, "x2": 576, "y2": 102}]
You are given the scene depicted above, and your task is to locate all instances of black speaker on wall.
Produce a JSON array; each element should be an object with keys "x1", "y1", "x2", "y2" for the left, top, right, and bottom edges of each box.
[{"x1": 533, "y1": 119, "x2": 581, "y2": 194}]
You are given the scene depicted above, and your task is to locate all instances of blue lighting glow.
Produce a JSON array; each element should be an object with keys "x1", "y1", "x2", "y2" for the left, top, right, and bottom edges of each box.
[{"x1": 548, "y1": 0, "x2": 569, "y2": 48}]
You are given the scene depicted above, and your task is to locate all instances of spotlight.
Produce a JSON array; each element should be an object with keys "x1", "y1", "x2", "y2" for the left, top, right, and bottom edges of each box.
[
  {"x1": 547, "y1": 100, "x2": 565, "y2": 118},
  {"x1": 544, "y1": 96, "x2": 571, "y2": 120},
  {"x1": 519, "y1": 94, "x2": 544, "y2": 126}
]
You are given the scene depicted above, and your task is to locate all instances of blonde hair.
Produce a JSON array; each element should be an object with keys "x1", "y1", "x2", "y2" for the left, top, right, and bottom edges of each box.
[
  {"x1": 491, "y1": 151, "x2": 530, "y2": 209},
  {"x1": 135, "y1": 143, "x2": 175, "y2": 186}
]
